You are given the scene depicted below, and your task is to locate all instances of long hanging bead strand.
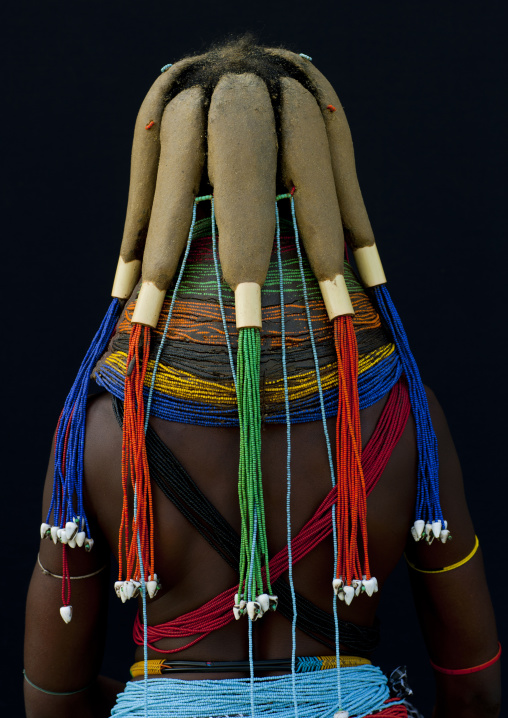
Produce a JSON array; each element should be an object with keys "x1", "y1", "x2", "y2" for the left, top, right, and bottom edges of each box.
[
  {"x1": 353, "y1": 242, "x2": 448, "y2": 544},
  {"x1": 41, "y1": 298, "x2": 121, "y2": 623},
  {"x1": 287, "y1": 191, "x2": 344, "y2": 713},
  {"x1": 116, "y1": 197, "x2": 202, "y2": 605},
  {"x1": 332, "y1": 316, "x2": 378, "y2": 604},
  {"x1": 275, "y1": 197, "x2": 299, "y2": 718},
  {"x1": 236, "y1": 327, "x2": 277, "y2": 620}
]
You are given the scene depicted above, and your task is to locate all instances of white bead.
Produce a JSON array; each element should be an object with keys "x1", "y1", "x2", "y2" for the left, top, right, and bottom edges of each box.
[
  {"x1": 51, "y1": 526, "x2": 59, "y2": 544},
  {"x1": 40, "y1": 523, "x2": 51, "y2": 539},
  {"x1": 432, "y1": 520, "x2": 442, "y2": 539},
  {"x1": 75, "y1": 532, "x2": 86, "y2": 548},
  {"x1": 60, "y1": 605, "x2": 73, "y2": 623},
  {"x1": 65, "y1": 521, "x2": 78, "y2": 540},
  {"x1": 414, "y1": 520, "x2": 425, "y2": 539},
  {"x1": 343, "y1": 585, "x2": 355, "y2": 606}
]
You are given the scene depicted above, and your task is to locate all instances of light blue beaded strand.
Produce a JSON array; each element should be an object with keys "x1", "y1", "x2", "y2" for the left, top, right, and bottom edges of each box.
[
  {"x1": 110, "y1": 665, "x2": 402, "y2": 718},
  {"x1": 211, "y1": 196, "x2": 237, "y2": 389},
  {"x1": 275, "y1": 199, "x2": 298, "y2": 718},
  {"x1": 288, "y1": 195, "x2": 343, "y2": 710}
]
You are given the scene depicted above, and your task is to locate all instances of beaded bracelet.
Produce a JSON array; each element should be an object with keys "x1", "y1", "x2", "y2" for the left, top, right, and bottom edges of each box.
[
  {"x1": 404, "y1": 535, "x2": 479, "y2": 574},
  {"x1": 23, "y1": 670, "x2": 94, "y2": 696},
  {"x1": 430, "y1": 642, "x2": 501, "y2": 676}
]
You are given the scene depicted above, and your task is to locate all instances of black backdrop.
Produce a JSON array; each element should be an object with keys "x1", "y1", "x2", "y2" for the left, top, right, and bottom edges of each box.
[{"x1": 4, "y1": 1, "x2": 507, "y2": 715}]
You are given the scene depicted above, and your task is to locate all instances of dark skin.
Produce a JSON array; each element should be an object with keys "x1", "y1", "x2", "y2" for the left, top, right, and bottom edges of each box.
[{"x1": 24, "y1": 387, "x2": 500, "y2": 717}]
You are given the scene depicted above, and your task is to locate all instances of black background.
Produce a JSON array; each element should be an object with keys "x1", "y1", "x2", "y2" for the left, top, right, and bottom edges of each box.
[{"x1": 4, "y1": 1, "x2": 507, "y2": 715}]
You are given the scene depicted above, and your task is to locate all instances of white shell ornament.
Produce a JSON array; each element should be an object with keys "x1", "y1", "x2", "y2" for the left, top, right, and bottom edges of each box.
[
  {"x1": 414, "y1": 520, "x2": 425, "y2": 540},
  {"x1": 432, "y1": 520, "x2": 442, "y2": 539},
  {"x1": 146, "y1": 580, "x2": 159, "y2": 599},
  {"x1": 363, "y1": 577, "x2": 378, "y2": 597},
  {"x1": 352, "y1": 579, "x2": 362, "y2": 597},
  {"x1": 75, "y1": 531, "x2": 86, "y2": 548},
  {"x1": 332, "y1": 578, "x2": 344, "y2": 596},
  {"x1": 334, "y1": 711, "x2": 349, "y2": 718},
  {"x1": 65, "y1": 521, "x2": 78, "y2": 540},
  {"x1": 440, "y1": 529, "x2": 450, "y2": 543},
  {"x1": 51, "y1": 526, "x2": 59, "y2": 544},
  {"x1": 84, "y1": 538, "x2": 94, "y2": 552},
  {"x1": 257, "y1": 594, "x2": 270, "y2": 613},
  {"x1": 114, "y1": 581, "x2": 124, "y2": 599},
  {"x1": 247, "y1": 601, "x2": 261, "y2": 621},
  {"x1": 58, "y1": 529, "x2": 68, "y2": 545},
  {"x1": 40, "y1": 522, "x2": 51, "y2": 539},
  {"x1": 343, "y1": 586, "x2": 355, "y2": 606},
  {"x1": 60, "y1": 605, "x2": 73, "y2": 623}
]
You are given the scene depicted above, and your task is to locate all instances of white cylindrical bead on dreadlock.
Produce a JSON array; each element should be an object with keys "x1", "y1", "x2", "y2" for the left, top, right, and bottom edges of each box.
[
  {"x1": 131, "y1": 281, "x2": 166, "y2": 328},
  {"x1": 111, "y1": 257, "x2": 142, "y2": 299},
  {"x1": 234, "y1": 282, "x2": 262, "y2": 329},
  {"x1": 318, "y1": 274, "x2": 354, "y2": 321},
  {"x1": 352, "y1": 244, "x2": 387, "y2": 288}
]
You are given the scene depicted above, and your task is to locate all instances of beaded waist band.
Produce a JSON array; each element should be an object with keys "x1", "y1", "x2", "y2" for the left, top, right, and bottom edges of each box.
[{"x1": 129, "y1": 655, "x2": 371, "y2": 678}]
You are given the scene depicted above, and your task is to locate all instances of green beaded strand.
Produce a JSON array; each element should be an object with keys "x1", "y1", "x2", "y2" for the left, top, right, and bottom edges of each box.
[{"x1": 236, "y1": 328, "x2": 272, "y2": 604}]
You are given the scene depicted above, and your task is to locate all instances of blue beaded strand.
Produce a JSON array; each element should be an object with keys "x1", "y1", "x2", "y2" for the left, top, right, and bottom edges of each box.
[
  {"x1": 374, "y1": 285, "x2": 444, "y2": 526},
  {"x1": 110, "y1": 665, "x2": 402, "y2": 718},
  {"x1": 48, "y1": 298, "x2": 121, "y2": 534}
]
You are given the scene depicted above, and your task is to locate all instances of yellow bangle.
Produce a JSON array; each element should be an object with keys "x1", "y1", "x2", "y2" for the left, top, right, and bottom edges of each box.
[{"x1": 405, "y1": 535, "x2": 479, "y2": 574}]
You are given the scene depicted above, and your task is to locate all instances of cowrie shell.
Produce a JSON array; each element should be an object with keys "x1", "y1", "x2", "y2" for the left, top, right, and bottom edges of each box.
[
  {"x1": 343, "y1": 586, "x2": 355, "y2": 606},
  {"x1": 233, "y1": 605, "x2": 243, "y2": 620},
  {"x1": 60, "y1": 605, "x2": 73, "y2": 623},
  {"x1": 40, "y1": 523, "x2": 51, "y2": 539},
  {"x1": 75, "y1": 532, "x2": 86, "y2": 548}
]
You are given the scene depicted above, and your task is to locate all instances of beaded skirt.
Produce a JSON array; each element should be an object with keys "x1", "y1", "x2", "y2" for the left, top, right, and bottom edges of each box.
[{"x1": 93, "y1": 218, "x2": 402, "y2": 426}]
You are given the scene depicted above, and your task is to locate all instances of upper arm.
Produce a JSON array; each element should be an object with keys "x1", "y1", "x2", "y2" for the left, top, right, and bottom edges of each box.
[
  {"x1": 24, "y1": 397, "x2": 117, "y2": 717},
  {"x1": 406, "y1": 388, "x2": 500, "y2": 715}
]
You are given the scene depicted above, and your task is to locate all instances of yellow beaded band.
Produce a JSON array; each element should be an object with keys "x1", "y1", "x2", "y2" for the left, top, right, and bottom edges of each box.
[{"x1": 405, "y1": 535, "x2": 479, "y2": 574}]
